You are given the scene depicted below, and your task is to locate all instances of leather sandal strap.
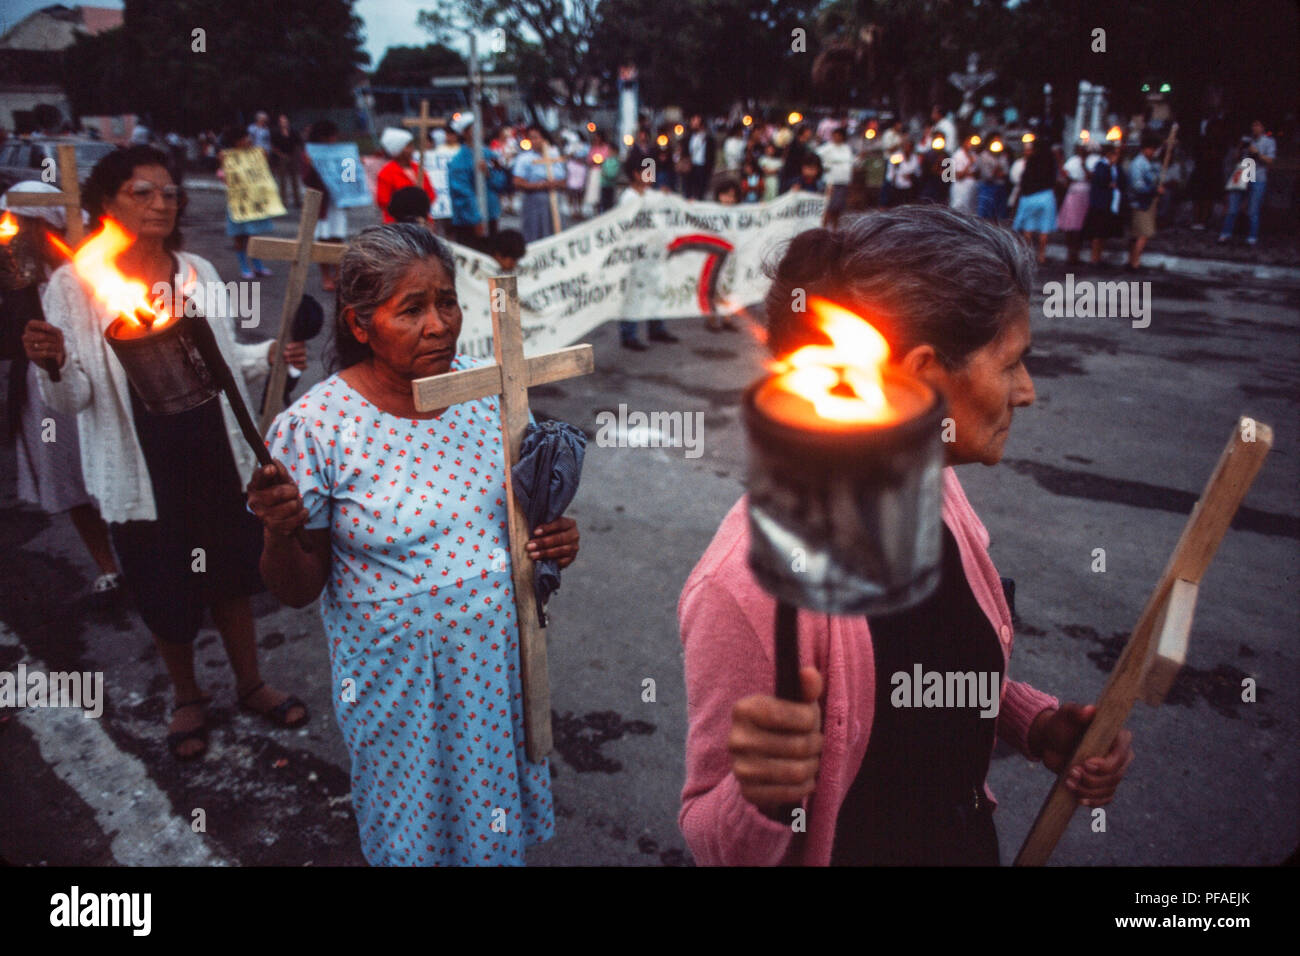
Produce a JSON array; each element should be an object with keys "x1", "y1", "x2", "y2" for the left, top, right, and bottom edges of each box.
[{"x1": 237, "y1": 680, "x2": 267, "y2": 705}]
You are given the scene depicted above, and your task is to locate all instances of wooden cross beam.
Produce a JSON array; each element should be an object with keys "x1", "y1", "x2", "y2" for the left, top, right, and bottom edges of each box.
[
  {"x1": 1015, "y1": 417, "x2": 1273, "y2": 866},
  {"x1": 11, "y1": 144, "x2": 85, "y2": 245},
  {"x1": 402, "y1": 99, "x2": 448, "y2": 170},
  {"x1": 410, "y1": 274, "x2": 594, "y2": 761},
  {"x1": 247, "y1": 188, "x2": 324, "y2": 435}
]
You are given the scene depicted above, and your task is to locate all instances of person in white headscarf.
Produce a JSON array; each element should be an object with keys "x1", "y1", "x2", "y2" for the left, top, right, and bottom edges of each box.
[
  {"x1": 375, "y1": 127, "x2": 435, "y2": 224},
  {"x1": 1, "y1": 182, "x2": 122, "y2": 597}
]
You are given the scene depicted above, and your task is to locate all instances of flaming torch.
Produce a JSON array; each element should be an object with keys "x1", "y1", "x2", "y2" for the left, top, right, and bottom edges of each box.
[
  {"x1": 0, "y1": 209, "x2": 60, "y2": 381},
  {"x1": 66, "y1": 218, "x2": 312, "y2": 547},
  {"x1": 744, "y1": 298, "x2": 946, "y2": 699}
]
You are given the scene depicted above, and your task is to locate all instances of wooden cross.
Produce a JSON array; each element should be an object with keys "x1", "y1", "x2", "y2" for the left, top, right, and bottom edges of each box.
[
  {"x1": 533, "y1": 145, "x2": 567, "y2": 235},
  {"x1": 410, "y1": 274, "x2": 594, "y2": 761},
  {"x1": 402, "y1": 99, "x2": 448, "y2": 170},
  {"x1": 1015, "y1": 417, "x2": 1273, "y2": 865},
  {"x1": 247, "y1": 188, "x2": 326, "y2": 435},
  {"x1": 12, "y1": 144, "x2": 85, "y2": 244}
]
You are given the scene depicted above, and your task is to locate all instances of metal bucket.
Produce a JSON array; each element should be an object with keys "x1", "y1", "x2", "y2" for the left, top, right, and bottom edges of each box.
[
  {"x1": 105, "y1": 310, "x2": 219, "y2": 415},
  {"x1": 743, "y1": 369, "x2": 947, "y2": 616}
]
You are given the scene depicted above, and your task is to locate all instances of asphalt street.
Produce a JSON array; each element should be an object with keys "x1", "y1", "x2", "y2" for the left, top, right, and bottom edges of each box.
[{"x1": 1, "y1": 188, "x2": 1296, "y2": 866}]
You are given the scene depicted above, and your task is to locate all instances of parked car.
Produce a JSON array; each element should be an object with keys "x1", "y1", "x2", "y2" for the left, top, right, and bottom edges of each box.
[{"x1": 0, "y1": 138, "x2": 118, "y2": 193}]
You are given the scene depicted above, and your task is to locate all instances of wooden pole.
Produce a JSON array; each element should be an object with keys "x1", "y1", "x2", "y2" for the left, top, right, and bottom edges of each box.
[
  {"x1": 491, "y1": 275, "x2": 554, "y2": 760},
  {"x1": 402, "y1": 99, "x2": 446, "y2": 172},
  {"x1": 409, "y1": 281, "x2": 594, "y2": 761},
  {"x1": 257, "y1": 188, "x2": 322, "y2": 437},
  {"x1": 1014, "y1": 417, "x2": 1272, "y2": 866},
  {"x1": 1147, "y1": 123, "x2": 1178, "y2": 213},
  {"x1": 537, "y1": 146, "x2": 566, "y2": 235}
]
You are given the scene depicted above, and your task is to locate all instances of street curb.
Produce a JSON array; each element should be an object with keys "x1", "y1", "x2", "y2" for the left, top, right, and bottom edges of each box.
[
  {"x1": 182, "y1": 177, "x2": 226, "y2": 193},
  {"x1": 1041, "y1": 241, "x2": 1300, "y2": 284}
]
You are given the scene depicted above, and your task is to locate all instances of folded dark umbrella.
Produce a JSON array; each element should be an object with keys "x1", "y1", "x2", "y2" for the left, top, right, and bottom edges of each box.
[
  {"x1": 291, "y1": 293, "x2": 324, "y2": 341},
  {"x1": 510, "y1": 419, "x2": 587, "y2": 624}
]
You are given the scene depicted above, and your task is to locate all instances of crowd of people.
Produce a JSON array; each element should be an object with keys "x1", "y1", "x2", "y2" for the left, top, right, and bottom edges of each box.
[{"x1": 346, "y1": 104, "x2": 1280, "y2": 278}]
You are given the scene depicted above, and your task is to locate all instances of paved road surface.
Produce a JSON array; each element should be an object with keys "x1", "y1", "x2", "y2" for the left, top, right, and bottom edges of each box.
[{"x1": 1, "y1": 189, "x2": 1295, "y2": 865}]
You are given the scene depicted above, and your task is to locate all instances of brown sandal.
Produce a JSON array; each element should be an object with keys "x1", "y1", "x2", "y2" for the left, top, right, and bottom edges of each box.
[
  {"x1": 166, "y1": 695, "x2": 210, "y2": 761},
  {"x1": 238, "y1": 681, "x2": 308, "y2": 729}
]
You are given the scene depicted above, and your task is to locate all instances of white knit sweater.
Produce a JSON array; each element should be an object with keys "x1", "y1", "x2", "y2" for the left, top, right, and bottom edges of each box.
[{"x1": 38, "y1": 252, "x2": 271, "y2": 523}]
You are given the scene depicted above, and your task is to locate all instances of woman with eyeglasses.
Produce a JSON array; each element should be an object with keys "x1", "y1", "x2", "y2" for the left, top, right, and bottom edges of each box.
[{"x1": 26, "y1": 144, "x2": 311, "y2": 760}]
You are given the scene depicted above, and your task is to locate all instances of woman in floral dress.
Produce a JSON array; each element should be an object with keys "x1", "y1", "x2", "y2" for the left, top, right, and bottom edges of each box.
[{"x1": 249, "y1": 224, "x2": 580, "y2": 865}]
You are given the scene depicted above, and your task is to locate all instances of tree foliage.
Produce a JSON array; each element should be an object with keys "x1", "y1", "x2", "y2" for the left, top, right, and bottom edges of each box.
[
  {"x1": 590, "y1": 0, "x2": 819, "y2": 112},
  {"x1": 810, "y1": 0, "x2": 1298, "y2": 122},
  {"x1": 419, "y1": 0, "x2": 600, "y2": 108},
  {"x1": 372, "y1": 44, "x2": 467, "y2": 86},
  {"x1": 61, "y1": 0, "x2": 368, "y2": 133}
]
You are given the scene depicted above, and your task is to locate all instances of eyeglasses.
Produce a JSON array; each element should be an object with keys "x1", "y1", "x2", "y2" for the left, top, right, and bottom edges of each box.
[{"x1": 119, "y1": 181, "x2": 183, "y2": 205}]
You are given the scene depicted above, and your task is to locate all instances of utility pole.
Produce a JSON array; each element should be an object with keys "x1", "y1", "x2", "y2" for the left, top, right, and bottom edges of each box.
[{"x1": 434, "y1": 32, "x2": 516, "y2": 227}]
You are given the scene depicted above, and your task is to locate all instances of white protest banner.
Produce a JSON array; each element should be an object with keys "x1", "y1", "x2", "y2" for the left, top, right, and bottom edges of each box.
[{"x1": 448, "y1": 189, "x2": 825, "y2": 358}]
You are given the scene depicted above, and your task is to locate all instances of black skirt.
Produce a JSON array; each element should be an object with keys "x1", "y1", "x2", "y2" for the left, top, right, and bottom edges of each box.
[
  {"x1": 109, "y1": 385, "x2": 264, "y2": 644},
  {"x1": 1081, "y1": 206, "x2": 1123, "y2": 240},
  {"x1": 831, "y1": 526, "x2": 1005, "y2": 866}
]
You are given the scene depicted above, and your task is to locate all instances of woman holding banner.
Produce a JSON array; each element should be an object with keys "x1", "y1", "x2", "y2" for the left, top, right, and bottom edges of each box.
[
  {"x1": 248, "y1": 223, "x2": 580, "y2": 866},
  {"x1": 218, "y1": 126, "x2": 277, "y2": 279},
  {"x1": 301, "y1": 120, "x2": 347, "y2": 291}
]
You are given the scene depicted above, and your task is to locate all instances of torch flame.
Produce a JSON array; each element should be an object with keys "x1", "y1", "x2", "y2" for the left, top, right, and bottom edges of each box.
[
  {"x1": 0, "y1": 211, "x2": 18, "y2": 243},
  {"x1": 67, "y1": 217, "x2": 174, "y2": 332},
  {"x1": 771, "y1": 298, "x2": 893, "y2": 423}
]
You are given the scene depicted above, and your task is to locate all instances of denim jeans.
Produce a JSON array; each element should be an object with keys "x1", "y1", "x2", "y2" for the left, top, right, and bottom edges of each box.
[
  {"x1": 978, "y1": 182, "x2": 1007, "y2": 220},
  {"x1": 619, "y1": 319, "x2": 668, "y2": 343},
  {"x1": 1219, "y1": 181, "x2": 1266, "y2": 241}
]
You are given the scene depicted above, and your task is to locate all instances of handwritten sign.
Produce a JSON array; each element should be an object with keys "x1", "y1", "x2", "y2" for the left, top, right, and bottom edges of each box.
[
  {"x1": 304, "y1": 143, "x2": 372, "y2": 209},
  {"x1": 222, "y1": 147, "x2": 286, "y2": 223},
  {"x1": 422, "y1": 150, "x2": 453, "y2": 219}
]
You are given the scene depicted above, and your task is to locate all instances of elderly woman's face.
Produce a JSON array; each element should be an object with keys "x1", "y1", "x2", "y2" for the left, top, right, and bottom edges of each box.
[
  {"x1": 105, "y1": 164, "x2": 178, "y2": 241},
  {"x1": 910, "y1": 302, "x2": 1035, "y2": 466},
  {"x1": 351, "y1": 257, "x2": 462, "y2": 379}
]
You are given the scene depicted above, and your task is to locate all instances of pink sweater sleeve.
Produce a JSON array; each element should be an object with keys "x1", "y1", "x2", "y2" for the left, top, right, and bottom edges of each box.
[
  {"x1": 998, "y1": 679, "x2": 1059, "y2": 759},
  {"x1": 678, "y1": 577, "x2": 798, "y2": 866}
]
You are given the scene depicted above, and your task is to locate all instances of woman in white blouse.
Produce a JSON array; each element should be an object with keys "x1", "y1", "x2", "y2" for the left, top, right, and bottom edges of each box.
[{"x1": 24, "y1": 145, "x2": 310, "y2": 760}]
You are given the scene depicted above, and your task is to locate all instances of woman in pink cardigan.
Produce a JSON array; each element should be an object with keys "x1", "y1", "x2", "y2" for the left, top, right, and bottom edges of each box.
[{"x1": 678, "y1": 206, "x2": 1135, "y2": 866}]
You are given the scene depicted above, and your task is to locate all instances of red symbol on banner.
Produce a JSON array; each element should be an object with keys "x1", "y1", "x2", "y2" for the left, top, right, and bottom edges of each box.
[{"x1": 667, "y1": 233, "x2": 735, "y2": 316}]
